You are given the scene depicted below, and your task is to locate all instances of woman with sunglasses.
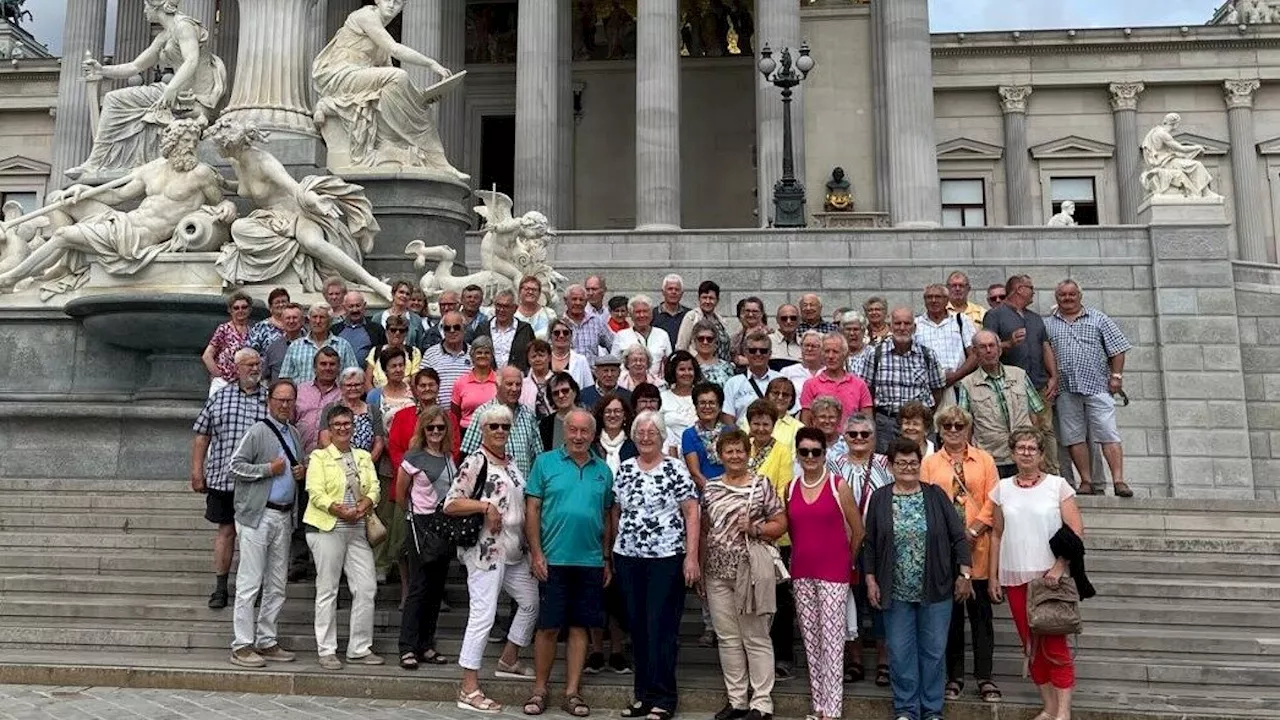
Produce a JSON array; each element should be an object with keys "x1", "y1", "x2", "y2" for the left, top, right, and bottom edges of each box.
[
  {"x1": 539, "y1": 371, "x2": 582, "y2": 451},
  {"x1": 376, "y1": 280, "x2": 425, "y2": 349},
  {"x1": 547, "y1": 317, "x2": 594, "y2": 391},
  {"x1": 396, "y1": 405, "x2": 456, "y2": 670},
  {"x1": 247, "y1": 287, "x2": 291, "y2": 353},
  {"x1": 202, "y1": 291, "x2": 254, "y2": 396},
  {"x1": 691, "y1": 319, "x2": 735, "y2": 388},
  {"x1": 921, "y1": 406, "x2": 1001, "y2": 704},
  {"x1": 366, "y1": 314, "x2": 422, "y2": 389},
  {"x1": 788, "y1": 427, "x2": 865, "y2": 720}
]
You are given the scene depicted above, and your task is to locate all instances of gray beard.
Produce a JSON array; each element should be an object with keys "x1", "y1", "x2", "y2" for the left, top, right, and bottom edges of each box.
[{"x1": 167, "y1": 153, "x2": 198, "y2": 172}]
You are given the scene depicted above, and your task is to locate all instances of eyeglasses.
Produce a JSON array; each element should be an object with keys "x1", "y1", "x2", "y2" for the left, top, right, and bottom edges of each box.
[
  {"x1": 425, "y1": 424, "x2": 447, "y2": 432},
  {"x1": 695, "y1": 400, "x2": 720, "y2": 408},
  {"x1": 442, "y1": 324, "x2": 463, "y2": 332},
  {"x1": 440, "y1": 302, "x2": 458, "y2": 308},
  {"x1": 551, "y1": 329, "x2": 572, "y2": 338},
  {"x1": 387, "y1": 328, "x2": 406, "y2": 334},
  {"x1": 796, "y1": 447, "x2": 825, "y2": 458},
  {"x1": 330, "y1": 421, "x2": 354, "y2": 430},
  {"x1": 695, "y1": 336, "x2": 715, "y2": 343},
  {"x1": 893, "y1": 460, "x2": 921, "y2": 470},
  {"x1": 487, "y1": 423, "x2": 512, "y2": 432},
  {"x1": 1014, "y1": 445, "x2": 1041, "y2": 455},
  {"x1": 940, "y1": 422, "x2": 968, "y2": 431},
  {"x1": 845, "y1": 430, "x2": 872, "y2": 440},
  {"x1": 746, "y1": 348, "x2": 770, "y2": 355},
  {"x1": 778, "y1": 315, "x2": 799, "y2": 322},
  {"x1": 552, "y1": 387, "x2": 574, "y2": 397},
  {"x1": 988, "y1": 294, "x2": 1006, "y2": 302}
]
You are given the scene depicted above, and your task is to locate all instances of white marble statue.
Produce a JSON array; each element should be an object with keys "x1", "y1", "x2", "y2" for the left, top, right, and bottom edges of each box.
[
  {"x1": 1047, "y1": 200, "x2": 1077, "y2": 226},
  {"x1": 0, "y1": 118, "x2": 235, "y2": 296},
  {"x1": 312, "y1": 0, "x2": 468, "y2": 182},
  {"x1": 1140, "y1": 113, "x2": 1221, "y2": 199},
  {"x1": 406, "y1": 189, "x2": 566, "y2": 312},
  {"x1": 1240, "y1": 0, "x2": 1278, "y2": 23},
  {"x1": 0, "y1": 200, "x2": 47, "y2": 276},
  {"x1": 72, "y1": 0, "x2": 227, "y2": 179},
  {"x1": 206, "y1": 119, "x2": 393, "y2": 302}
]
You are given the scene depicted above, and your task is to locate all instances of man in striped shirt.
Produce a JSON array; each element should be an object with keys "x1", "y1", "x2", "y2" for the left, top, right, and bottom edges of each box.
[{"x1": 421, "y1": 311, "x2": 473, "y2": 407}]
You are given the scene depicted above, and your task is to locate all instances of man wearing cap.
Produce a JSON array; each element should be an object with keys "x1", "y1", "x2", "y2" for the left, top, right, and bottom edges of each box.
[{"x1": 580, "y1": 354, "x2": 632, "y2": 409}]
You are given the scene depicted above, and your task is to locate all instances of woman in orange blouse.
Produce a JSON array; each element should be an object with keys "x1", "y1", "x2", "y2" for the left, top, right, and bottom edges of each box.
[{"x1": 919, "y1": 405, "x2": 1002, "y2": 705}]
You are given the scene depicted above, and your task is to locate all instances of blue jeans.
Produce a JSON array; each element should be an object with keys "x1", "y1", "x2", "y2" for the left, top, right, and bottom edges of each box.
[{"x1": 883, "y1": 598, "x2": 952, "y2": 720}]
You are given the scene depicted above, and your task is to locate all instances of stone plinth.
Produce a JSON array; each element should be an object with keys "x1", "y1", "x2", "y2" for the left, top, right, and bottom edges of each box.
[
  {"x1": 1137, "y1": 195, "x2": 1228, "y2": 226},
  {"x1": 350, "y1": 174, "x2": 473, "y2": 280}
]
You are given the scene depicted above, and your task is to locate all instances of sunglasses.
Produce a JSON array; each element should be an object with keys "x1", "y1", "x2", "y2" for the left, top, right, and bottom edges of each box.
[
  {"x1": 425, "y1": 424, "x2": 447, "y2": 432},
  {"x1": 746, "y1": 348, "x2": 770, "y2": 355},
  {"x1": 845, "y1": 430, "x2": 872, "y2": 439},
  {"x1": 988, "y1": 294, "x2": 1006, "y2": 302},
  {"x1": 552, "y1": 387, "x2": 574, "y2": 396},
  {"x1": 387, "y1": 327, "x2": 406, "y2": 334},
  {"x1": 551, "y1": 329, "x2": 572, "y2": 337},
  {"x1": 696, "y1": 336, "x2": 715, "y2": 343},
  {"x1": 487, "y1": 423, "x2": 512, "y2": 432},
  {"x1": 796, "y1": 447, "x2": 825, "y2": 458},
  {"x1": 442, "y1": 324, "x2": 463, "y2": 332},
  {"x1": 940, "y1": 422, "x2": 968, "y2": 431},
  {"x1": 778, "y1": 315, "x2": 799, "y2": 322}
]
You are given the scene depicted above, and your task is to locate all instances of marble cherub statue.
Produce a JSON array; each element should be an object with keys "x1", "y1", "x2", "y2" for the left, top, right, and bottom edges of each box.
[
  {"x1": 824, "y1": 166, "x2": 854, "y2": 212},
  {"x1": 406, "y1": 189, "x2": 566, "y2": 313},
  {"x1": 0, "y1": 200, "x2": 47, "y2": 276},
  {"x1": 206, "y1": 119, "x2": 393, "y2": 301},
  {"x1": 1140, "y1": 113, "x2": 1222, "y2": 199},
  {"x1": 312, "y1": 0, "x2": 469, "y2": 182},
  {"x1": 0, "y1": 118, "x2": 235, "y2": 297},
  {"x1": 72, "y1": 0, "x2": 226, "y2": 179},
  {"x1": 1047, "y1": 200, "x2": 1077, "y2": 226}
]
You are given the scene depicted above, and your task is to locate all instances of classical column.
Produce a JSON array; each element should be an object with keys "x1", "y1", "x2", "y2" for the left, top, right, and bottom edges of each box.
[
  {"x1": 49, "y1": 0, "x2": 108, "y2": 191},
  {"x1": 325, "y1": 0, "x2": 361, "y2": 41},
  {"x1": 635, "y1": 0, "x2": 681, "y2": 229},
  {"x1": 404, "y1": 0, "x2": 466, "y2": 167},
  {"x1": 215, "y1": 0, "x2": 240, "y2": 85},
  {"x1": 184, "y1": 0, "x2": 217, "y2": 34},
  {"x1": 998, "y1": 85, "x2": 1034, "y2": 225},
  {"x1": 870, "y1": 0, "x2": 889, "y2": 213},
  {"x1": 880, "y1": 0, "x2": 941, "y2": 226},
  {"x1": 514, "y1": 0, "x2": 562, "y2": 218},
  {"x1": 1225, "y1": 79, "x2": 1269, "y2": 262},
  {"x1": 113, "y1": 0, "x2": 150, "y2": 65},
  {"x1": 557, "y1": 2, "x2": 574, "y2": 228},
  {"x1": 1109, "y1": 82, "x2": 1144, "y2": 224},
  {"x1": 221, "y1": 0, "x2": 318, "y2": 136},
  {"x1": 754, "y1": 0, "x2": 804, "y2": 227}
]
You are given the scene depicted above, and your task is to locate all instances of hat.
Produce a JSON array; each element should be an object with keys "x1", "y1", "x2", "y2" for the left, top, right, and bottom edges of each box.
[{"x1": 593, "y1": 353, "x2": 623, "y2": 367}]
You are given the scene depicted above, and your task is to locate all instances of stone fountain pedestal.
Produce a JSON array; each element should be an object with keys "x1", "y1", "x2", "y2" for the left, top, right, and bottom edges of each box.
[{"x1": 339, "y1": 171, "x2": 474, "y2": 281}]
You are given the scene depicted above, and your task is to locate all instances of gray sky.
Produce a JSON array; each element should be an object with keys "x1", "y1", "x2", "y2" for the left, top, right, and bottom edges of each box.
[{"x1": 25, "y1": 1, "x2": 1217, "y2": 57}]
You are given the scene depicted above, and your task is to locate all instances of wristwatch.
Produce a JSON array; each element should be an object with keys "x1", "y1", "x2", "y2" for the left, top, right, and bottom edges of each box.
[
  {"x1": 967, "y1": 527, "x2": 980, "y2": 538},
  {"x1": 1110, "y1": 373, "x2": 1123, "y2": 379},
  {"x1": 960, "y1": 571, "x2": 972, "y2": 580}
]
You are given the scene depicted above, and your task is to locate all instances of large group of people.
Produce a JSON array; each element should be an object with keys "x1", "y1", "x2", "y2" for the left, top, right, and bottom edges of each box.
[{"x1": 192, "y1": 270, "x2": 1117, "y2": 720}]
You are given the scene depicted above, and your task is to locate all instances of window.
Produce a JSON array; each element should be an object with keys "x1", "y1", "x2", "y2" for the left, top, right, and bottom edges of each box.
[
  {"x1": 1050, "y1": 177, "x2": 1098, "y2": 225},
  {"x1": 0, "y1": 191, "x2": 38, "y2": 215},
  {"x1": 940, "y1": 179, "x2": 986, "y2": 227}
]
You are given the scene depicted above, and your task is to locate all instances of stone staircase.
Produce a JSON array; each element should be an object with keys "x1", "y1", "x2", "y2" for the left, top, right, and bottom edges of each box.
[{"x1": 1, "y1": 477, "x2": 1279, "y2": 717}]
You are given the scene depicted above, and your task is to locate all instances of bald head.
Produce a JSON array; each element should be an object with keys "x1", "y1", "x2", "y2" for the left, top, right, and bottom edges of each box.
[
  {"x1": 890, "y1": 307, "x2": 916, "y2": 346},
  {"x1": 497, "y1": 365, "x2": 524, "y2": 404},
  {"x1": 343, "y1": 291, "x2": 367, "y2": 323}
]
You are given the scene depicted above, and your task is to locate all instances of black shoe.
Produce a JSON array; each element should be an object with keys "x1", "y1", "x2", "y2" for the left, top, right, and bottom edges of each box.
[
  {"x1": 774, "y1": 661, "x2": 793, "y2": 681},
  {"x1": 743, "y1": 710, "x2": 771, "y2": 720},
  {"x1": 207, "y1": 588, "x2": 228, "y2": 610},
  {"x1": 584, "y1": 651, "x2": 605, "y2": 675},
  {"x1": 609, "y1": 651, "x2": 632, "y2": 674},
  {"x1": 714, "y1": 704, "x2": 748, "y2": 720}
]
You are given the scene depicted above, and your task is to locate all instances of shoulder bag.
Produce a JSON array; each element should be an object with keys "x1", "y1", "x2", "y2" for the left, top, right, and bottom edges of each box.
[
  {"x1": 340, "y1": 452, "x2": 387, "y2": 547},
  {"x1": 413, "y1": 453, "x2": 489, "y2": 561}
]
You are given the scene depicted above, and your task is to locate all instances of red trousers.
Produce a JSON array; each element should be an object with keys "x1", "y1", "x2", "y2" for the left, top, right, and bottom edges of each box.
[{"x1": 1004, "y1": 583, "x2": 1075, "y2": 689}]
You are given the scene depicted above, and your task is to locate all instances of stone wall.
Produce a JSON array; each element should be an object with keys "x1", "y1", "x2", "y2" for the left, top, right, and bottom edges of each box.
[{"x1": 1235, "y1": 262, "x2": 1280, "y2": 501}]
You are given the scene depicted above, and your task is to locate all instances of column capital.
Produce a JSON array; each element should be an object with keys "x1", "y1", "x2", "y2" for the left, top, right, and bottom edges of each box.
[
  {"x1": 1225, "y1": 79, "x2": 1261, "y2": 109},
  {"x1": 998, "y1": 85, "x2": 1033, "y2": 114},
  {"x1": 1108, "y1": 81, "x2": 1145, "y2": 111}
]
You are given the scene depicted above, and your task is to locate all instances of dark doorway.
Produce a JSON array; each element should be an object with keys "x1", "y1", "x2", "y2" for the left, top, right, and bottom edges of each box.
[{"x1": 479, "y1": 114, "x2": 516, "y2": 199}]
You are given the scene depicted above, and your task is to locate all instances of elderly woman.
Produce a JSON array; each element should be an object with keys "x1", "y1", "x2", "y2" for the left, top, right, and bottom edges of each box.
[
  {"x1": 445, "y1": 404, "x2": 540, "y2": 713},
  {"x1": 368, "y1": 347, "x2": 416, "y2": 430},
  {"x1": 659, "y1": 351, "x2": 702, "y2": 447},
  {"x1": 739, "y1": 378, "x2": 803, "y2": 450},
  {"x1": 920, "y1": 406, "x2": 1001, "y2": 703},
  {"x1": 539, "y1": 372, "x2": 581, "y2": 451},
  {"x1": 396, "y1": 405, "x2": 456, "y2": 669},
  {"x1": 521, "y1": 339, "x2": 555, "y2": 418},
  {"x1": 548, "y1": 317, "x2": 594, "y2": 391},
  {"x1": 451, "y1": 337, "x2": 498, "y2": 434},
  {"x1": 320, "y1": 368, "x2": 386, "y2": 456},
  {"x1": 865, "y1": 438, "x2": 972, "y2": 720},
  {"x1": 863, "y1": 296, "x2": 891, "y2": 345},
  {"x1": 899, "y1": 401, "x2": 936, "y2": 458},
  {"x1": 304, "y1": 405, "x2": 383, "y2": 670},
  {"x1": 788, "y1": 426, "x2": 865, "y2": 720},
  {"x1": 593, "y1": 393, "x2": 637, "y2": 474},
  {"x1": 631, "y1": 383, "x2": 681, "y2": 457},
  {"x1": 691, "y1": 319, "x2": 736, "y2": 388},
  {"x1": 376, "y1": 281, "x2": 426, "y2": 349},
  {"x1": 682, "y1": 382, "x2": 734, "y2": 491},
  {"x1": 808, "y1": 395, "x2": 849, "y2": 465},
  {"x1": 620, "y1": 343, "x2": 665, "y2": 391},
  {"x1": 202, "y1": 291, "x2": 253, "y2": 396},
  {"x1": 839, "y1": 310, "x2": 872, "y2": 375},
  {"x1": 989, "y1": 429, "x2": 1084, "y2": 720},
  {"x1": 675, "y1": 280, "x2": 732, "y2": 362},
  {"x1": 516, "y1": 275, "x2": 556, "y2": 340},
  {"x1": 367, "y1": 314, "x2": 422, "y2": 389},
  {"x1": 248, "y1": 288, "x2": 291, "y2": 354},
  {"x1": 702, "y1": 429, "x2": 787, "y2": 720},
  {"x1": 782, "y1": 330, "x2": 824, "y2": 402},
  {"x1": 730, "y1": 296, "x2": 769, "y2": 368},
  {"x1": 612, "y1": 410, "x2": 701, "y2": 720}
]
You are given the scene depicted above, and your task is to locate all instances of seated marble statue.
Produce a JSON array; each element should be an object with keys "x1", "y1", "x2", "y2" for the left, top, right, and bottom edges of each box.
[
  {"x1": 0, "y1": 118, "x2": 234, "y2": 295},
  {"x1": 1141, "y1": 113, "x2": 1221, "y2": 199},
  {"x1": 312, "y1": 0, "x2": 468, "y2": 182},
  {"x1": 1047, "y1": 200, "x2": 1077, "y2": 226},
  {"x1": 71, "y1": 0, "x2": 226, "y2": 179},
  {"x1": 824, "y1": 166, "x2": 854, "y2": 212},
  {"x1": 207, "y1": 119, "x2": 393, "y2": 302}
]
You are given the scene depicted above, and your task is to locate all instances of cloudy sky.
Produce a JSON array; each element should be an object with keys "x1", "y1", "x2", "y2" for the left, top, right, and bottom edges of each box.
[{"x1": 23, "y1": 0, "x2": 1219, "y2": 57}]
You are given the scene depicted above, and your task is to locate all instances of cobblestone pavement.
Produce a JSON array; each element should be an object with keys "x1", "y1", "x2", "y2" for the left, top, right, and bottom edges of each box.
[{"x1": 0, "y1": 685, "x2": 607, "y2": 720}]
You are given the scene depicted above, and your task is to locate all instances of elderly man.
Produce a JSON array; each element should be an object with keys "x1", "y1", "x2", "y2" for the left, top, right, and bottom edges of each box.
[
  {"x1": 782, "y1": 330, "x2": 824, "y2": 402},
  {"x1": 654, "y1": 273, "x2": 691, "y2": 342},
  {"x1": 723, "y1": 329, "x2": 785, "y2": 422},
  {"x1": 611, "y1": 295, "x2": 673, "y2": 369},
  {"x1": 563, "y1": 284, "x2": 615, "y2": 357},
  {"x1": 946, "y1": 271, "x2": 987, "y2": 325},
  {"x1": 770, "y1": 304, "x2": 803, "y2": 363},
  {"x1": 263, "y1": 303, "x2": 305, "y2": 383},
  {"x1": 295, "y1": 347, "x2": 343, "y2": 454},
  {"x1": 524, "y1": 409, "x2": 615, "y2": 718},
  {"x1": 323, "y1": 277, "x2": 347, "y2": 314},
  {"x1": 461, "y1": 284, "x2": 490, "y2": 336},
  {"x1": 860, "y1": 309, "x2": 947, "y2": 453},
  {"x1": 584, "y1": 275, "x2": 609, "y2": 318},
  {"x1": 461, "y1": 366, "x2": 544, "y2": 476},
  {"x1": 915, "y1": 283, "x2": 978, "y2": 403},
  {"x1": 473, "y1": 290, "x2": 535, "y2": 372},
  {"x1": 226, "y1": 378, "x2": 305, "y2": 668},
  {"x1": 422, "y1": 311, "x2": 473, "y2": 406},
  {"x1": 580, "y1": 353, "x2": 632, "y2": 408},
  {"x1": 279, "y1": 304, "x2": 358, "y2": 383},
  {"x1": 333, "y1": 291, "x2": 386, "y2": 363},
  {"x1": 1046, "y1": 280, "x2": 1133, "y2": 497},
  {"x1": 798, "y1": 293, "x2": 837, "y2": 335},
  {"x1": 421, "y1": 290, "x2": 461, "y2": 350},
  {"x1": 191, "y1": 348, "x2": 268, "y2": 610},
  {"x1": 800, "y1": 333, "x2": 873, "y2": 427},
  {"x1": 959, "y1": 331, "x2": 1047, "y2": 478}
]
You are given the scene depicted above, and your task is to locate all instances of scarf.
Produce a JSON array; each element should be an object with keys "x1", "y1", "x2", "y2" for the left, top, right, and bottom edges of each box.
[
  {"x1": 696, "y1": 423, "x2": 726, "y2": 466},
  {"x1": 598, "y1": 430, "x2": 627, "y2": 474},
  {"x1": 749, "y1": 439, "x2": 775, "y2": 474}
]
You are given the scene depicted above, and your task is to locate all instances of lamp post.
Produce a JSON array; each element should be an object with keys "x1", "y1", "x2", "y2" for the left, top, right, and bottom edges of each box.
[{"x1": 758, "y1": 42, "x2": 815, "y2": 228}]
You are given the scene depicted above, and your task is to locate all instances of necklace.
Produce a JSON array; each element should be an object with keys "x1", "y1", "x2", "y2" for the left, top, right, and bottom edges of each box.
[
  {"x1": 799, "y1": 471, "x2": 825, "y2": 489},
  {"x1": 1015, "y1": 472, "x2": 1042, "y2": 488}
]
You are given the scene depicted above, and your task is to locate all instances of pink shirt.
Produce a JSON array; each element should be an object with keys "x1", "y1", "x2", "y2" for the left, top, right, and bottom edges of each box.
[
  {"x1": 451, "y1": 370, "x2": 498, "y2": 429},
  {"x1": 786, "y1": 472, "x2": 853, "y2": 584},
  {"x1": 296, "y1": 381, "x2": 341, "y2": 453},
  {"x1": 799, "y1": 369, "x2": 873, "y2": 426}
]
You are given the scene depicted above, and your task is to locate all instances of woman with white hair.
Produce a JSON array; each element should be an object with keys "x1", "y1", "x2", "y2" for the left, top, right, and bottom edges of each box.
[
  {"x1": 319, "y1": 367, "x2": 386, "y2": 457},
  {"x1": 548, "y1": 317, "x2": 594, "y2": 391},
  {"x1": 444, "y1": 403, "x2": 539, "y2": 713},
  {"x1": 612, "y1": 294, "x2": 674, "y2": 371},
  {"x1": 618, "y1": 343, "x2": 665, "y2": 391},
  {"x1": 611, "y1": 410, "x2": 701, "y2": 720}
]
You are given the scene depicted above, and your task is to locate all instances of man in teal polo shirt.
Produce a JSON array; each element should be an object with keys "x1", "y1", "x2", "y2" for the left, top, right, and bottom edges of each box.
[{"x1": 524, "y1": 408, "x2": 615, "y2": 716}]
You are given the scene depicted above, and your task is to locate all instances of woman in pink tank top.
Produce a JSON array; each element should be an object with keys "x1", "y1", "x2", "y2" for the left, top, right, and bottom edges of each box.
[{"x1": 786, "y1": 427, "x2": 866, "y2": 720}]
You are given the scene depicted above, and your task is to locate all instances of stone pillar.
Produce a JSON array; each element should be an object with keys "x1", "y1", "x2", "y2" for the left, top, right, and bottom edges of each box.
[
  {"x1": 222, "y1": 0, "x2": 318, "y2": 137},
  {"x1": 635, "y1": 0, "x2": 681, "y2": 230},
  {"x1": 214, "y1": 0, "x2": 240, "y2": 85},
  {"x1": 404, "y1": 0, "x2": 465, "y2": 167},
  {"x1": 49, "y1": 0, "x2": 108, "y2": 192},
  {"x1": 870, "y1": 0, "x2": 889, "y2": 214},
  {"x1": 325, "y1": 0, "x2": 361, "y2": 41},
  {"x1": 557, "y1": 2, "x2": 575, "y2": 228},
  {"x1": 754, "y1": 0, "x2": 804, "y2": 227},
  {"x1": 183, "y1": 0, "x2": 217, "y2": 34},
  {"x1": 998, "y1": 85, "x2": 1034, "y2": 225},
  {"x1": 880, "y1": 0, "x2": 940, "y2": 227},
  {"x1": 514, "y1": 0, "x2": 562, "y2": 218},
  {"x1": 1109, "y1": 82, "x2": 1144, "y2": 224},
  {"x1": 113, "y1": 0, "x2": 151, "y2": 65},
  {"x1": 1225, "y1": 79, "x2": 1271, "y2": 263}
]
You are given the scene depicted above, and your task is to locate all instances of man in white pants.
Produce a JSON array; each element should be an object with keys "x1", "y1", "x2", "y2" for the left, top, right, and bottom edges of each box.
[{"x1": 226, "y1": 378, "x2": 306, "y2": 668}]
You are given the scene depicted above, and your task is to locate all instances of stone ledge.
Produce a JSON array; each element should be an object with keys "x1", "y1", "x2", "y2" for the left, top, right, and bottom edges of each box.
[{"x1": 0, "y1": 401, "x2": 201, "y2": 420}]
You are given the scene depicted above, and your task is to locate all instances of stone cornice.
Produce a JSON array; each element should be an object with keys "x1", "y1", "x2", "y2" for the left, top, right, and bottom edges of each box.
[{"x1": 932, "y1": 30, "x2": 1280, "y2": 57}]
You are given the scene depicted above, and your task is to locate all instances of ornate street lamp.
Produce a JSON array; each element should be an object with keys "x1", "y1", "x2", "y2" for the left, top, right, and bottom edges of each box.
[{"x1": 758, "y1": 41, "x2": 815, "y2": 228}]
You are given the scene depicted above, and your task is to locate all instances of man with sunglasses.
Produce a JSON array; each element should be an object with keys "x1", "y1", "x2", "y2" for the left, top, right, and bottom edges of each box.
[
  {"x1": 769, "y1": 304, "x2": 804, "y2": 364},
  {"x1": 419, "y1": 290, "x2": 461, "y2": 350},
  {"x1": 333, "y1": 290, "x2": 386, "y2": 363},
  {"x1": 722, "y1": 330, "x2": 787, "y2": 422},
  {"x1": 472, "y1": 289, "x2": 535, "y2": 372},
  {"x1": 986, "y1": 284, "x2": 1006, "y2": 309},
  {"x1": 421, "y1": 310, "x2": 473, "y2": 406}
]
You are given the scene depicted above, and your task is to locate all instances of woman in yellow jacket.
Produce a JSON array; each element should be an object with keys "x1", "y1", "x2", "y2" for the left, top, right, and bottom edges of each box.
[{"x1": 305, "y1": 405, "x2": 382, "y2": 671}]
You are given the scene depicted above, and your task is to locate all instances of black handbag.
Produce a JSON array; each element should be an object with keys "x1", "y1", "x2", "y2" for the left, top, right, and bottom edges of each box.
[{"x1": 408, "y1": 453, "x2": 488, "y2": 563}]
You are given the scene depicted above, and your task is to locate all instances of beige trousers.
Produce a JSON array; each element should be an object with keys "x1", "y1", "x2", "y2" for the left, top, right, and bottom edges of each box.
[{"x1": 706, "y1": 576, "x2": 776, "y2": 713}]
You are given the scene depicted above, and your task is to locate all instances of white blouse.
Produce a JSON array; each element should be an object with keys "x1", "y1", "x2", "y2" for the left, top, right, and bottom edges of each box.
[{"x1": 990, "y1": 474, "x2": 1074, "y2": 587}]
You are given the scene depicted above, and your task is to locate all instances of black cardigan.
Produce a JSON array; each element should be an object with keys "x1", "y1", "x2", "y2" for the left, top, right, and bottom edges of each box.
[
  {"x1": 1049, "y1": 525, "x2": 1096, "y2": 600},
  {"x1": 864, "y1": 482, "x2": 971, "y2": 607}
]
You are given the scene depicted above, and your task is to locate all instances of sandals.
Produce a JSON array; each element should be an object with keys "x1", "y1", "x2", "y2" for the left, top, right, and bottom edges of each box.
[
  {"x1": 621, "y1": 701, "x2": 649, "y2": 718},
  {"x1": 978, "y1": 679, "x2": 1003, "y2": 703},
  {"x1": 1112, "y1": 481, "x2": 1134, "y2": 498},
  {"x1": 421, "y1": 649, "x2": 449, "y2": 664},
  {"x1": 562, "y1": 694, "x2": 591, "y2": 717},
  {"x1": 399, "y1": 652, "x2": 418, "y2": 670},
  {"x1": 875, "y1": 663, "x2": 890, "y2": 687},
  {"x1": 945, "y1": 679, "x2": 963, "y2": 700},
  {"x1": 646, "y1": 710, "x2": 673, "y2": 720},
  {"x1": 457, "y1": 689, "x2": 502, "y2": 714},
  {"x1": 844, "y1": 662, "x2": 864, "y2": 683},
  {"x1": 523, "y1": 691, "x2": 547, "y2": 716},
  {"x1": 1076, "y1": 481, "x2": 1096, "y2": 495}
]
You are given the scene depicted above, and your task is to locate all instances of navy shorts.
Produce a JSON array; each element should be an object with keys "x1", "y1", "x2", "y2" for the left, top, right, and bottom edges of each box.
[
  {"x1": 204, "y1": 489, "x2": 235, "y2": 525},
  {"x1": 538, "y1": 565, "x2": 605, "y2": 630}
]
